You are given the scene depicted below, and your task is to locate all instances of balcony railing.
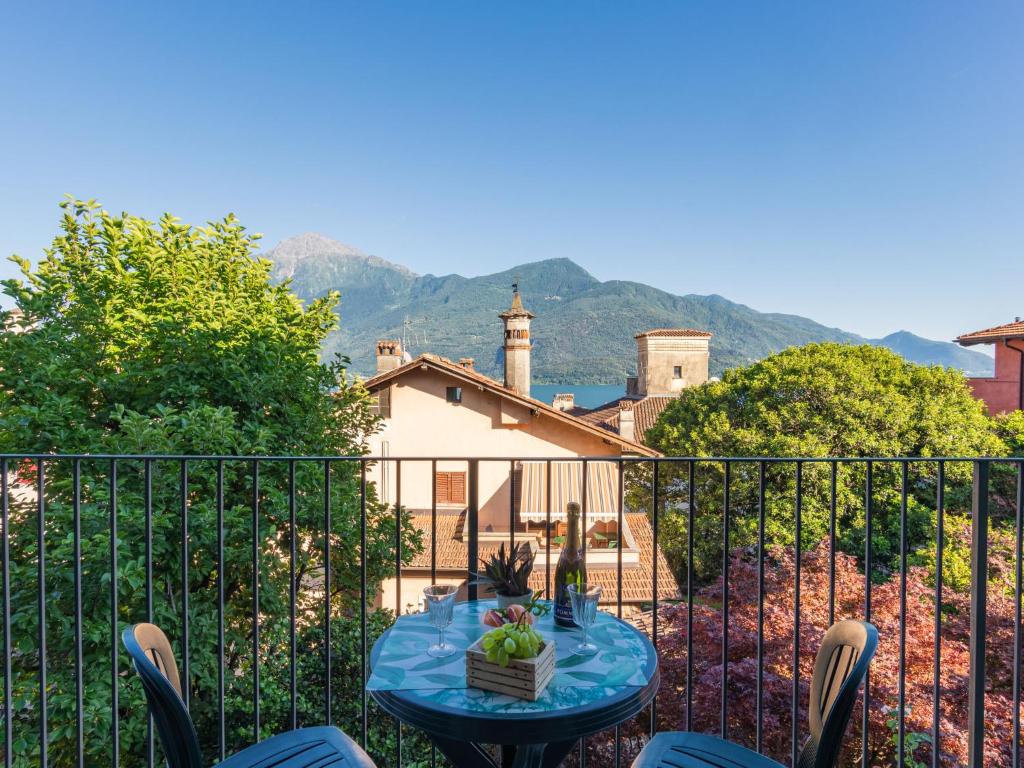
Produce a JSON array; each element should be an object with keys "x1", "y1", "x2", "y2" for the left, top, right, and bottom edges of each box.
[{"x1": 0, "y1": 455, "x2": 1021, "y2": 768}]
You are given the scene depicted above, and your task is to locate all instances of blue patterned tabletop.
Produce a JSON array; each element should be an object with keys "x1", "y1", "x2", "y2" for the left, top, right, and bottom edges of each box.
[{"x1": 367, "y1": 600, "x2": 656, "y2": 715}]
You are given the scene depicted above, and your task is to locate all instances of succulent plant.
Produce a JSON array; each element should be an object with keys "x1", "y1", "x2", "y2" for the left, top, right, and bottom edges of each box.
[{"x1": 473, "y1": 541, "x2": 535, "y2": 597}]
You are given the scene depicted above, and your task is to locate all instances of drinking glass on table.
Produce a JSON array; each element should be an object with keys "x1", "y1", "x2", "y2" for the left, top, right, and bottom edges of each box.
[
  {"x1": 567, "y1": 583, "x2": 602, "y2": 656},
  {"x1": 423, "y1": 584, "x2": 458, "y2": 657}
]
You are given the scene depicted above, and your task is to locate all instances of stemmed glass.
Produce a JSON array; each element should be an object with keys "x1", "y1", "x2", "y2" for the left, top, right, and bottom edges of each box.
[
  {"x1": 423, "y1": 584, "x2": 458, "y2": 657},
  {"x1": 567, "y1": 583, "x2": 602, "y2": 656}
]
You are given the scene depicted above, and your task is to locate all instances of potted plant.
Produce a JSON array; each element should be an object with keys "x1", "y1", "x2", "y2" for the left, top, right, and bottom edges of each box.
[{"x1": 473, "y1": 541, "x2": 536, "y2": 608}]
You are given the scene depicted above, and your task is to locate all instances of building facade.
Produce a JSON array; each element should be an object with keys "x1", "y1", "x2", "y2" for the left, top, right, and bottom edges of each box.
[
  {"x1": 362, "y1": 288, "x2": 674, "y2": 615},
  {"x1": 955, "y1": 319, "x2": 1024, "y2": 415}
]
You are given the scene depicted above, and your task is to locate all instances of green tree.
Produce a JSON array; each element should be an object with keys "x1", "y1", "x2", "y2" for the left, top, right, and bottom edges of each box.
[
  {"x1": 639, "y1": 343, "x2": 1004, "y2": 584},
  {"x1": 0, "y1": 199, "x2": 420, "y2": 766}
]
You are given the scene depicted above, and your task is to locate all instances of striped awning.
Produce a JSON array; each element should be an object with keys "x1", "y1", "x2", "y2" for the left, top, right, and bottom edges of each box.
[{"x1": 518, "y1": 461, "x2": 620, "y2": 522}]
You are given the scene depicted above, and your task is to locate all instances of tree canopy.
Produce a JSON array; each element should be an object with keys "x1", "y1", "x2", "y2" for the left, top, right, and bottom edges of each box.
[
  {"x1": 0, "y1": 199, "x2": 418, "y2": 765},
  {"x1": 646, "y1": 342, "x2": 1002, "y2": 460},
  {"x1": 637, "y1": 343, "x2": 1008, "y2": 584}
]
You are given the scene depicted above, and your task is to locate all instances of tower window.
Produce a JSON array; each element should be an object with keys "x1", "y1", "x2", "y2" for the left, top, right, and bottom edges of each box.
[
  {"x1": 673, "y1": 366, "x2": 683, "y2": 379},
  {"x1": 446, "y1": 386, "x2": 463, "y2": 404}
]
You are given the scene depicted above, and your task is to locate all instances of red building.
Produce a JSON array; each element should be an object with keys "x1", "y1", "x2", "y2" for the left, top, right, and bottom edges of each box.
[{"x1": 955, "y1": 319, "x2": 1024, "y2": 415}]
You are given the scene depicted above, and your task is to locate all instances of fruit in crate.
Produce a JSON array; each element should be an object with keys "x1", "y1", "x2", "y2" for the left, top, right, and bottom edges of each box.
[
  {"x1": 480, "y1": 622, "x2": 544, "y2": 667},
  {"x1": 482, "y1": 604, "x2": 535, "y2": 628}
]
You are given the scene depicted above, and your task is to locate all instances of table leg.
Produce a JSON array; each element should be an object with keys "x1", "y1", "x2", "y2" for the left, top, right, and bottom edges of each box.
[
  {"x1": 509, "y1": 743, "x2": 545, "y2": 768},
  {"x1": 429, "y1": 735, "x2": 498, "y2": 768},
  {"x1": 539, "y1": 739, "x2": 578, "y2": 768},
  {"x1": 427, "y1": 738, "x2": 577, "y2": 768}
]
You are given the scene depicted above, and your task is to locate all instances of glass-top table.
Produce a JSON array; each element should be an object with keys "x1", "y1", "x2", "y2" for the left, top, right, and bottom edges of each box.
[{"x1": 367, "y1": 600, "x2": 659, "y2": 768}]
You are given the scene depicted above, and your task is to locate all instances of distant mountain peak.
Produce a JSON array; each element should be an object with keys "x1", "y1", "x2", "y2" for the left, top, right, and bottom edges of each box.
[
  {"x1": 262, "y1": 232, "x2": 417, "y2": 279},
  {"x1": 265, "y1": 236, "x2": 995, "y2": 383}
]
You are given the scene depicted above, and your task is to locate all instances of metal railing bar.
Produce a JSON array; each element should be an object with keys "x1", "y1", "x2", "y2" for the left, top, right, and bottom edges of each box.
[
  {"x1": 898, "y1": 462, "x2": 908, "y2": 767},
  {"x1": 360, "y1": 460, "x2": 368, "y2": 749},
  {"x1": 545, "y1": 459, "x2": 552, "y2": 602},
  {"x1": 180, "y1": 459, "x2": 190, "y2": 711},
  {"x1": 967, "y1": 460, "x2": 989, "y2": 768},
  {"x1": 0, "y1": 452, "x2": 1010, "y2": 463},
  {"x1": 431, "y1": 458, "x2": 437, "y2": 587},
  {"x1": 1013, "y1": 460, "x2": 1023, "y2": 767},
  {"x1": 828, "y1": 461, "x2": 837, "y2": 626},
  {"x1": 756, "y1": 460, "x2": 765, "y2": 753},
  {"x1": 791, "y1": 461, "x2": 801, "y2": 768},
  {"x1": 650, "y1": 459, "x2": 659, "y2": 738},
  {"x1": 111, "y1": 459, "x2": 120, "y2": 768},
  {"x1": 394, "y1": 460, "x2": 402, "y2": 766},
  {"x1": 467, "y1": 460, "x2": 479, "y2": 602},
  {"x1": 251, "y1": 459, "x2": 260, "y2": 743},
  {"x1": 144, "y1": 459, "x2": 154, "y2": 768},
  {"x1": 932, "y1": 460, "x2": 944, "y2": 768},
  {"x1": 616, "y1": 458, "x2": 624, "y2": 619},
  {"x1": 862, "y1": 460, "x2": 872, "y2": 768},
  {"x1": 325, "y1": 459, "x2": 332, "y2": 726},
  {"x1": 721, "y1": 460, "x2": 729, "y2": 740},
  {"x1": 686, "y1": 459, "x2": 695, "y2": 733},
  {"x1": 37, "y1": 459, "x2": 47, "y2": 768},
  {"x1": 0, "y1": 460, "x2": 8, "y2": 768},
  {"x1": 288, "y1": 460, "x2": 297, "y2": 732},
  {"x1": 217, "y1": 460, "x2": 226, "y2": 760},
  {"x1": 509, "y1": 459, "x2": 515, "y2": 550},
  {"x1": 73, "y1": 460, "x2": 84, "y2": 768}
]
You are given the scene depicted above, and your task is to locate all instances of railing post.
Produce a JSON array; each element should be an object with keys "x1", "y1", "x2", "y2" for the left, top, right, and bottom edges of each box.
[
  {"x1": 968, "y1": 459, "x2": 989, "y2": 768},
  {"x1": 468, "y1": 459, "x2": 479, "y2": 600}
]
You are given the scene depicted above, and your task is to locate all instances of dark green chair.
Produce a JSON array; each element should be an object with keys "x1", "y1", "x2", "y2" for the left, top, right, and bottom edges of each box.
[
  {"x1": 123, "y1": 623, "x2": 377, "y2": 768},
  {"x1": 632, "y1": 619, "x2": 877, "y2": 768}
]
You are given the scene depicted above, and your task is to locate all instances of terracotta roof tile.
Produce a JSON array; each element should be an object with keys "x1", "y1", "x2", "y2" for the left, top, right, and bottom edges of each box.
[
  {"x1": 573, "y1": 396, "x2": 675, "y2": 442},
  {"x1": 634, "y1": 329, "x2": 712, "y2": 339},
  {"x1": 406, "y1": 511, "x2": 679, "y2": 606},
  {"x1": 955, "y1": 320, "x2": 1024, "y2": 345},
  {"x1": 363, "y1": 354, "x2": 660, "y2": 456}
]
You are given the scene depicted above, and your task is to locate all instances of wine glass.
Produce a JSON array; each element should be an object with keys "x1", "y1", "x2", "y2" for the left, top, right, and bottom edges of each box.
[
  {"x1": 423, "y1": 584, "x2": 458, "y2": 657},
  {"x1": 567, "y1": 583, "x2": 602, "y2": 656}
]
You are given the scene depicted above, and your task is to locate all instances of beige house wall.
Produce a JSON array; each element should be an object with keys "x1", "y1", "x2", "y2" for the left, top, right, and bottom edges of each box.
[{"x1": 368, "y1": 367, "x2": 623, "y2": 532}]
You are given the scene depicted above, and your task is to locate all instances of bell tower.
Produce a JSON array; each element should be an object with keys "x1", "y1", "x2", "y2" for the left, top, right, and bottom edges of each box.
[{"x1": 499, "y1": 280, "x2": 535, "y2": 395}]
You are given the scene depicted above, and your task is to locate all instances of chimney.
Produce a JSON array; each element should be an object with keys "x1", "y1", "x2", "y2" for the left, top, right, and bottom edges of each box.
[
  {"x1": 552, "y1": 393, "x2": 575, "y2": 412},
  {"x1": 618, "y1": 401, "x2": 636, "y2": 442},
  {"x1": 458, "y1": 357, "x2": 475, "y2": 371},
  {"x1": 375, "y1": 339, "x2": 404, "y2": 373},
  {"x1": 499, "y1": 283, "x2": 535, "y2": 395}
]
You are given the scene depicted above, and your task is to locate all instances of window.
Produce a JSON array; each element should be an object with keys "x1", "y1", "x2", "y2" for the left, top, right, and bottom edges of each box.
[
  {"x1": 370, "y1": 386, "x2": 391, "y2": 418},
  {"x1": 673, "y1": 366, "x2": 683, "y2": 379},
  {"x1": 446, "y1": 386, "x2": 462, "y2": 403},
  {"x1": 435, "y1": 472, "x2": 466, "y2": 505}
]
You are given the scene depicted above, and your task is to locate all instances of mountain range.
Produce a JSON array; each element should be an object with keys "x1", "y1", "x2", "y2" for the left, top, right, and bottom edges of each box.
[{"x1": 262, "y1": 233, "x2": 994, "y2": 384}]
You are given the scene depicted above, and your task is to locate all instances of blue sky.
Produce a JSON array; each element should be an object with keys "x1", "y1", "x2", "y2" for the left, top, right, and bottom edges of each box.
[{"x1": 1, "y1": 2, "x2": 1020, "y2": 342}]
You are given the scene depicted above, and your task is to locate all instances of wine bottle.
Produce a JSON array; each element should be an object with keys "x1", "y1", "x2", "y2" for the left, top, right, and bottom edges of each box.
[{"x1": 554, "y1": 501, "x2": 586, "y2": 628}]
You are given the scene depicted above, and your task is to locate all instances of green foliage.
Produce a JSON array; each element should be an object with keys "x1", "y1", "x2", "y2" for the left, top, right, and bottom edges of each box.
[
  {"x1": 640, "y1": 343, "x2": 1006, "y2": 584},
  {"x1": 0, "y1": 199, "x2": 421, "y2": 766}
]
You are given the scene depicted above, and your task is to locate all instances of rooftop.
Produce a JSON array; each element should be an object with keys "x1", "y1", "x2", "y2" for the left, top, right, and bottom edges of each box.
[
  {"x1": 634, "y1": 328, "x2": 712, "y2": 339},
  {"x1": 955, "y1": 318, "x2": 1024, "y2": 345}
]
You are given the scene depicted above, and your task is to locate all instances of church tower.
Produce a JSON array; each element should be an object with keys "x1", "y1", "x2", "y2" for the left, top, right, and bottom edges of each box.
[{"x1": 499, "y1": 282, "x2": 535, "y2": 395}]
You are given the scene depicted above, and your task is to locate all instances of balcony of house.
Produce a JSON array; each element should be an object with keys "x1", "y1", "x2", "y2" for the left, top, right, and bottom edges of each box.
[{"x1": 0, "y1": 454, "x2": 1021, "y2": 768}]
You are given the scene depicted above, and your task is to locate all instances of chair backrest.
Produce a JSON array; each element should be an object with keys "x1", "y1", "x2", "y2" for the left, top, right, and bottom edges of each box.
[
  {"x1": 122, "y1": 623, "x2": 203, "y2": 768},
  {"x1": 798, "y1": 619, "x2": 878, "y2": 768}
]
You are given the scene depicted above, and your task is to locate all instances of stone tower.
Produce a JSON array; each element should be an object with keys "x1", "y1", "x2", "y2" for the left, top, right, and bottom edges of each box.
[
  {"x1": 632, "y1": 329, "x2": 712, "y2": 396},
  {"x1": 499, "y1": 283, "x2": 535, "y2": 395}
]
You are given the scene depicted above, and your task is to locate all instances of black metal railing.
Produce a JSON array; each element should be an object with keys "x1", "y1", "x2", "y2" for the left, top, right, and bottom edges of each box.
[{"x1": 0, "y1": 455, "x2": 1021, "y2": 768}]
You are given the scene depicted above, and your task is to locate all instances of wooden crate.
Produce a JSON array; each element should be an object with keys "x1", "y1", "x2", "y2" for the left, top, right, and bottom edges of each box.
[{"x1": 466, "y1": 637, "x2": 556, "y2": 701}]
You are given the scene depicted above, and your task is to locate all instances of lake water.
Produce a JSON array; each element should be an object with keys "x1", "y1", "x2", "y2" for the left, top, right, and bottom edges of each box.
[{"x1": 530, "y1": 384, "x2": 625, "y2": 409}]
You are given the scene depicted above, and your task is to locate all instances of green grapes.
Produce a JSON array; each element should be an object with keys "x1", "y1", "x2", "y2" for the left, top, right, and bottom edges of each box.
[{"x1": 481, "y1": 623, "x2": 544, "y2": 667}]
